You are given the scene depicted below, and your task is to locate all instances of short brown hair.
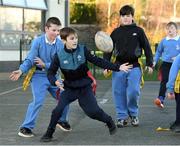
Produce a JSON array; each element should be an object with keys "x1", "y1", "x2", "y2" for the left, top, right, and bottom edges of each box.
[
  {"x1": 166, "y1": 21, "x2": 178, "y2": 29},
  {"x1": 60, "y1": 27, "x2": 77, "y2": 40},
  {"x1": 119, "y1": 5, "x2": 135, "y2": 16},
  {"x1": 45, "y1": 17, "x2": 61, "y2": 28}
]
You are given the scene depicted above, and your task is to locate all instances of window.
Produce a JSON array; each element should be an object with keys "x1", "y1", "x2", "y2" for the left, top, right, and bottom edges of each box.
[
  {"x1": 2, "y1": 0, "x2": 26, "y2": 7},
  {"x1": 0, "y1": 7, "x2": 23, "y2": 31},
  {"x1": 24, "y1": 9, "x2": 41, "y2": 32},
  {"x1": 0, "y1": 7, "x2": 42, "y2": 50},
  {"x1": 2, "y1": 0, "x2": 47, "y2": 10},
  {"x1": 26, "y1": 0, "x2": 47, "y2": 10}
]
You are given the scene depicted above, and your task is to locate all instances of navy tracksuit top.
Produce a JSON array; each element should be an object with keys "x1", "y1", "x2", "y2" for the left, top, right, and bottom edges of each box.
[{"x1": 47, "y1": 45, "x2": 120, "y2": 88}]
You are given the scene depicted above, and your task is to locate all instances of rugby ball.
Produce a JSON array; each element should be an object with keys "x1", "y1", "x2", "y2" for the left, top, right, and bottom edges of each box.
[{"x1": 95, "y1": 31, "x2": 113, "y2": 53}]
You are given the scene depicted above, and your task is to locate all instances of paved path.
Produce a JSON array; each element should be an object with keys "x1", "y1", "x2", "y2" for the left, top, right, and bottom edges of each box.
[{"x1": 0, "y1": 73, "x2": 179, "y2": 145}]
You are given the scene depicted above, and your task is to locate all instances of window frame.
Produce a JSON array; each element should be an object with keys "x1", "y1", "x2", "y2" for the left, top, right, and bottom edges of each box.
[{"x1": 1, "y1": 0, "x2": 47, "y2": 10}]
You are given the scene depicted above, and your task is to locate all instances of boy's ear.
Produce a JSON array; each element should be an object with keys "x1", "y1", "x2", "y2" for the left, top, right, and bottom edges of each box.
[{"x1": 45, "y1": 26, "x2": 48, "y2": 32}]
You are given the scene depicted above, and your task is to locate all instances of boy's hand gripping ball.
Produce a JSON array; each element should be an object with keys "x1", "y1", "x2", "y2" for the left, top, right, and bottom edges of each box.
[{"x1": 95, "y1": 31, "x2": 113, "y2": 53}]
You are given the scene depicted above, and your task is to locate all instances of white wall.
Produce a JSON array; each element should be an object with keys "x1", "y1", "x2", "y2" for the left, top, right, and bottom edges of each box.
[
  {"x1": 46, "y1": 0, "x2": 66, "y2": 27},
  {"x1": 0, "y1": 50, "x2": 28, "y2": 61}
]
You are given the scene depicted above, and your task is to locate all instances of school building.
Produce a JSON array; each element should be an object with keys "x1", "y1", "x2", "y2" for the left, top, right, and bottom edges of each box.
[{"x1": 0, "y1": 0, "x2": 69, "y2": 72}]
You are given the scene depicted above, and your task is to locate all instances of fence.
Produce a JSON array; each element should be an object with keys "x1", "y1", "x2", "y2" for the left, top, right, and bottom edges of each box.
[
  {"x1": 19, "y1": 39, "x2": 32, "y2": 65},
  {"x1": 19, "y1": 39, "x2": 159, "y2": 80}
]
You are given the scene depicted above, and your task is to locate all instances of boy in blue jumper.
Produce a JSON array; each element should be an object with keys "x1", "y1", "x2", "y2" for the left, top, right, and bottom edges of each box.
[
  {"x1": 167, "y1": 54, "x2": 180, "y2": 132},
  {"x1": 154, "y1": 22, "x2": 180, "y2": 108},
  {"x1": 9, "y1": 17, "x2": 70, "y2": 138},
  {"x1": 103, "y1": 5, "x2": 153, "y2": 128},
  {"x1": 40, "y1": 27, "x2": 133, "y2": 142}
]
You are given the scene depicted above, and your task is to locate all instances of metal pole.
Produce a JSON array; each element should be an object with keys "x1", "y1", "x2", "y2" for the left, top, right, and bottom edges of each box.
[{"x1": 20, "y1": 39, "x2": 22, "y2": 65}]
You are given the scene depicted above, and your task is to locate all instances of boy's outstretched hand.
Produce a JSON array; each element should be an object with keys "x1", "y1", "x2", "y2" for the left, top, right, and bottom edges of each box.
[
  {"x1": 167, "y1": 92, "x2": 175, "y2": 100},
  {"x1": 9, "y1": 69, "x2": 22, "y2": 81},
  {"x1": 119, "y1": 63, "x2": 133, "y2": 72}
]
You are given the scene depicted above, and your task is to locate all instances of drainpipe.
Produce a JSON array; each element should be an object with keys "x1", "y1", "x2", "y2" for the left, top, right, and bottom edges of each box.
[{"x1": 65, "y1": 0, "x2": 69, "y2": 26}]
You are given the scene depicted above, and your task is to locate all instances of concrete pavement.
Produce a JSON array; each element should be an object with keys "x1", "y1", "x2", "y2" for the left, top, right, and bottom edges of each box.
[{"x1": 0, "y1": 73, "x2": 179, "y2": 145}]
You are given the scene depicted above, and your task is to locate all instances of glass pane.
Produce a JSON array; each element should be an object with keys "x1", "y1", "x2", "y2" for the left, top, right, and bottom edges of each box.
[
  {"x1": 0, "y1": 7, "x2": 22, "y2": 31},
  {"x1": 24, "y1": 9, "x2": 41, "y2": 32},
  {"x1": 0, "y1": 31, "x2": 21, "y2": 49},
  {"x1": 2, "y1": 0, "x2": 26, "y2": 7},
  {"x1": 26, "y1": 0, "x2": 47, "y2": 10}
]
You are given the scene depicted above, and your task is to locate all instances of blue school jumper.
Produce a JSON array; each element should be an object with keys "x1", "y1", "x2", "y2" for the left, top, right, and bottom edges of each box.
[
  {"x1": 19, "y1": 34, "x2": 69, "y2": 129},
  {"x1": 154, "y1": 35, "x2": 180, "y2": 102}
]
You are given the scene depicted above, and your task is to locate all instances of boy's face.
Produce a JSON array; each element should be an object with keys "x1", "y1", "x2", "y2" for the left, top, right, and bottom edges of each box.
[
  {"x1": 166, "y1": 25, "x2": 177, "y2": 37},
  {"x1": 64, "y1": 33, "x2": 78, "y2": 49},
  {"x1": 120, "y1": 14, "x2": 133, "y2": 25},
  {"x1": 45, "y1": 24, "x2": 61, "y2": 42}
]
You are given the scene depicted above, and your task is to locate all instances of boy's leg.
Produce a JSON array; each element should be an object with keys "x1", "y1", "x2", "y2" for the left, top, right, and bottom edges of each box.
[
  {"x1": 48, "y1": 86, "x2": 71, "y2": 131},
  {"x1": 41, "y1": 89, "x2": 76, "y2": 142},
  {"x1": 155, "y1": 62, "x2": 172, "y2": 108},
  {"x1": 126, "y1": 67, "x2": 141, "y2": 126},
  {"x1": 112, "y1": 71, "x2": 128, "y2": 127},
  {"x1": 78, "y1": 85, "x2": 116, "y2": 135},
  {"x1": 19, "y1": 74, "x2": 48, "y2": 137}
]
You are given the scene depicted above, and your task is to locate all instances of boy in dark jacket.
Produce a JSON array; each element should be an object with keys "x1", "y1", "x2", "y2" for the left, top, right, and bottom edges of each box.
[
  {"x1": 103, "y1": 5, "x2": 153, "y2": 128},
  {"x1": 40, "y1": 27, "x2": 132, "y2": 142}
]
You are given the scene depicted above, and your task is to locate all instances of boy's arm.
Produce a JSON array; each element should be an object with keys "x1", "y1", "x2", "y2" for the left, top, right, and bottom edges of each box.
[
  {"x1": 19, "y1": 38, "x2": 39, "y2": 73},
  {"x1": 154, "y1": 40, "x2": 164, "y2": 66},
  {"x1": 166, "y1": 54, "x2": 180, "y2": 93},
  {"x1": 47, "y1": 53, "x2": 60, "y2": 86},
  {"x1": 139, "y1": 29, "x2": 153, "y2": 67},
  {"x1": 85, "y1": 47, "x2": 119, "y2": 71},
  {"x1": 85, "y1": 47, "x2": 132, "y2": 72}
]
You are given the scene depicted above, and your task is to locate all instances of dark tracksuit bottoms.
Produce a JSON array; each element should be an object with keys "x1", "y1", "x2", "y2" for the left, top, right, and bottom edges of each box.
[
  {"x1": 48, "y1": 85, "x2": 112, "y2": 129},
  {"x1": 159, "y1": 62, "x2": 172, "y2": 101},
  {"x1": 175, "y1": 93, "x2": 180, "y2": 123}
]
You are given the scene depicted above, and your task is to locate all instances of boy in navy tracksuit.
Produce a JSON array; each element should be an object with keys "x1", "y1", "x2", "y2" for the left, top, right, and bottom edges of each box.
[
  {"x1": 40, "y1": 27, "x2": 132, "y2": 142},
  {"x1": 9, "y1": 17, "x2": 70, "y2": 138},
  {"x1": 103, "y1": 5, "x2": 153, "y2": 127},
  {"x1": 166, "y1": 54, "x2": 180, "y2": 132},
  {"x1": 153, "y1": 22, "x2": 180, "y2": 108}
]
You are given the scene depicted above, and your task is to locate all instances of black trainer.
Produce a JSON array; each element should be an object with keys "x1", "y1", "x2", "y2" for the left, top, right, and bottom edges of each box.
[
  {"x1": 40, "y1": 128, "x2": 55, "y2": 142},
  {"x1": 170, "y1": 121, "x2": 180, "y2": 133},
  {"x1": 18, "y1": 127, "x2": 34, "y2": 138},
  {"x1": 56, "y1": 121, "x2": 72, "y2": 131},
  {"x1": 130, "y1": 116, "x2": 139, "y2": 127},
  {"x1": 117, "y1": 119, "x2": 128, "y2": 128},
  {"x1": 106, "y1": 119, "x2": 117, "y2": 135}
]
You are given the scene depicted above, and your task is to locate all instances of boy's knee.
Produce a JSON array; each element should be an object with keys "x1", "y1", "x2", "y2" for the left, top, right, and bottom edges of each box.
[
  {"x1": 52, "y1": 107, "x2": 63, "y2": 117},
  {"x1": 85, "y1": 109, "x2": 102, "y2": 119},
  {"x1": 128, "y1": 89, "x2": 140, "y2": 98}
]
